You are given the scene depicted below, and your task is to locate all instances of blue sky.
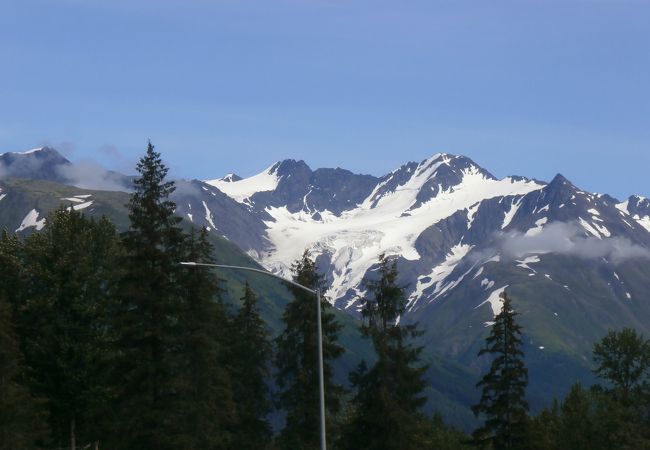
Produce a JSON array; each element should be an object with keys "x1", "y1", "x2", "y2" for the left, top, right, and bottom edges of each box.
[{"x1": 1, "y1": 0, "x2": 648, "y2": 198}]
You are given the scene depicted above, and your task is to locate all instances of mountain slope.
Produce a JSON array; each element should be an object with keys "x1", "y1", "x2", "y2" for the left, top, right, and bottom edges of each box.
[
  {"x1": 196, "y1": 151, "x2": 650, "y2": 410},
  {"x1": 0, "y1": 149, "x2": 479, "y2": 428},
  {"x1": 4, "y1": 146, "x2": 650, "y2": 426}
]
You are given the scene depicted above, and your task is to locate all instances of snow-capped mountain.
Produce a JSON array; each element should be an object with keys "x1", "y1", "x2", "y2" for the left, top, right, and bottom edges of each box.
[
  {"x1": 191, "y1": 154, "x2": 650, "y2": 316},
  {"x1": 4, "y1": 147, "x2": 649, "y2": 320},
  {"x1": 191, "y1": 152, "x2": 650, "y2": 405},
  {"x1": 241, "y1": 155, "x2": 542, "y2": 308},
  {"x1": 3, "y1": 145, "x2": 650, "y2": 413},
  {"x1": 0, "y1": 146, "x2": 71, "y2": 182},
  {"x1": 0, "y1": 146, "x2": 133, "y2": 191},
  {"x1": 616, "y1": 195, "x2": 650, "y2": 232}
]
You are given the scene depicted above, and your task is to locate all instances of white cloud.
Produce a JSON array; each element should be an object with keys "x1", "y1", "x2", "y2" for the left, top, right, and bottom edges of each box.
[{"x1": 493, "y1": 221, "x2": 650, "y2": 264}]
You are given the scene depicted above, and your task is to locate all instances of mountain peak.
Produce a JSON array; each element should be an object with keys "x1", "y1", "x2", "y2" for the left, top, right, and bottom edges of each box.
[
  {"x1": 219, "y1": 173, "x2": 242, "y2": 183},
  {"x1": 272, "y1": 159, "x2": 311, "y2": 177},
  {"x1": 421, "y1": 153, "x2": 497, "y2": 180},
  {"x1": 1, "y1": 145, "x2": 63, "y2": 157},
  {"x1": 626, "y1": 195, "x2": 650, "y2": 218},
  {"x1": 19, "y1": 146, "x2": 45, "y2": 155},
  {"x1": 548, "y1": 173, "x2": 574, "y2": 189},
  {"x1": 204, "y1": 162, "x2": 284, "y2": 204},
  {"x1": 0, "y1": 146, "x2": 41, "y2": 156},
  {"x1": 0, "y1": 146, "x2": 71, "y2": 182}
]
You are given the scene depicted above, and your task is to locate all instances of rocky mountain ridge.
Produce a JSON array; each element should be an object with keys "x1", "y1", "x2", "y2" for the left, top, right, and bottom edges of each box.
[{"x1": 3, "y1": 146, "x2": 650, "y2": 412}]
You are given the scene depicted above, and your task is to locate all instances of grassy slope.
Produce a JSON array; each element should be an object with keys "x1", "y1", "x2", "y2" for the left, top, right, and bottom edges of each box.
[{"x1": 414, "y1": 252, "x2": 650, "y2": 417}]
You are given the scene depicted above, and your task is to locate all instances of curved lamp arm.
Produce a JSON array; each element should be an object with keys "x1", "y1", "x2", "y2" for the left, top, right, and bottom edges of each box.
[{"x1": 180, "y1": 260, "x2": 327, "y2": 450}]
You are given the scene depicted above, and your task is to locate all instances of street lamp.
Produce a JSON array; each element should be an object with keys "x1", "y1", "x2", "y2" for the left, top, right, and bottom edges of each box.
[{"x1": 180, "y1": 261, "x2": 328, "y2": 450}]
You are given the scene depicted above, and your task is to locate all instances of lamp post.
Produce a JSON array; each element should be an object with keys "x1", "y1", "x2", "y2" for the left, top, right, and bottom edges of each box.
[{"x1": 180, "y1": 261, "x2": 327, "y2": 450}]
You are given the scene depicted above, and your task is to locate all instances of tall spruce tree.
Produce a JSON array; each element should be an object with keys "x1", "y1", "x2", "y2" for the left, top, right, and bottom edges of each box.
[
  {"x1": 111, "y1": 142, "x2": 189, "y2": 449},
  {"x1": 472, "y1": 291, "x2": 529, "y2": 449},
  {"x1": 17, "y1": 208, "x2": 121, "y2": 450},
  {"x1": 0, "y1": 292, "x2": 48, "y2": 449},
  {"x1": 231, "y1": 281, "x2": 272, "y2": 449},
  {"x1": 275, "y1": 250, "x2": 345, "y2": 450},
  {"x1": 175, "y1": 227, "x2": 237, "y2": 450},
  {"x1": 340, "y1": 253, "x2": 428, "y2": 450}
]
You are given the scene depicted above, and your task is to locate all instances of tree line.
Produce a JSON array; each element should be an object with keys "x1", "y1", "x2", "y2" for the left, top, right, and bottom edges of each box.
[{"x1": 1, "y1": 142, "x2": 649, "y2": 449}]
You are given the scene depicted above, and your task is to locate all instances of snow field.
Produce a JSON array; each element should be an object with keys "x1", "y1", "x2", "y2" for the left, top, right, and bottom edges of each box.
[{"x1": 258, "y1": 155, "x2": 543, "y2": 305}]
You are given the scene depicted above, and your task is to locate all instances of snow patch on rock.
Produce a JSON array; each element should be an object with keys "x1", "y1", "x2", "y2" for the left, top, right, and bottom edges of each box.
[
  {"x1": 516, "y1": 255, "x2": 540, "y2": 272},
  {"x1": 70, "y1": 201, "x2": 93, "y2": 211},
  {"x1": 579, "y1": 217, "x2": 602, "y2": 238},
  {"x1": 16, "y1": 209, "x2": 46, "y2": 232},
  {"x1": 501, "y1": 198, "x2": 523, "y2": 229},
  {"x1": 202, "y1": 201, "x2": 216, "y2": 230},
  {"x1": 525, "y1": 217, "x2": 548, "y2": 237},
  {"x1": 407, "y1": 243, "x2": 473, "y2": 308},
  {"x1": 476, "y1": 285, "x2": 509, "y2": 316}
]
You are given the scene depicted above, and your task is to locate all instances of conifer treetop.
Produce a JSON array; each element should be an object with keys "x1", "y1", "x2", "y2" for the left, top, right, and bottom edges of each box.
[{"x1": 472, "y1": 291, "x2": 529, "y2": 449}]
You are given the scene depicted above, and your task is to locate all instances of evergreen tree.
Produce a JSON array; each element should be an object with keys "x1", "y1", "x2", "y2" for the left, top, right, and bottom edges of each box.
[
  {"x1": 275, "y1": 250, "x2": 345, "y2": 450},
  {"x1": 472, "y1": 291, "x2": 528, "y2": 449},
  {"x1": 231, "y1": 281, "x2": 273, "y2": 449},
  {"x1": 175, "y1": 227, "x2": 237, "y2": 450},
  {"x1": 525, "y1": 401, "x2": 560, "y2": 450},
  {"x1": 340, "y1": 253, "x2": 428, "y2": 450},
  {"x1": 0, "y1": 230, "x2": 24, "y2": 305},
  {"x1": 0, "y1": 293, "x2": 48, "y2": 449},
  {"x1": 557, "y1": 383, "x2": 595, "y2": 450},
  {"x1": 111, "y1": 141, "x2": 189, "y2": 449},
  {"x1": 529, "y1": 383, "x2": 647, "y2": 450},
  {"x1": 18, "y1": 208, "x2": 121, "y2": 450},
  {"x1": 592, "y1": 327, "x2": 650, "y2": 443},
  {"x1": 422, "y1": 413, "x2": 472, "y2": 450},
  {"x1": 592, "y1": 327, "x2": 650, "y2": 405},
  {"x1": 584, "y1": 387, "x2": 645, "y2": 449}
]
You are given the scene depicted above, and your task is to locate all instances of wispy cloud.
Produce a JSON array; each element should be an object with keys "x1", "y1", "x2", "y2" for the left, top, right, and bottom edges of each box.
[
  {"x1": 38, "y1": 140, "x2": 76, "y2": 157},
  {"x1": 56, "y1": 160, "x2": 132, "y2": 192},
  {"x1": 482, "y1": 222, "x2": 650, "y2": 264}
]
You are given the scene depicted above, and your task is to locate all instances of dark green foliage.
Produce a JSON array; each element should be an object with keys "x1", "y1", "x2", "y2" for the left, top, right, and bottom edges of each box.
[
  {"x1": 472, "y1": 292, "x2": 528, "y2": 449},
  {"x1": 111, "y1": 143, "x2": 241, "y2": 449},
  {"x1": 525, "y1": 402, "x2": 559, "y2": 450},
  {"x1": 361, "y1": 253, "x2": 407, "y2": 332},
  {"x1": 230, "y1": 281, "x2": 273, "y2": 449},
  {"x1": 524, "y1": 329, "x2": 650, "y2": 449},
  {"x1": 0, "y1": 293, "x2": 48, "y2": 449},
  {"x1": 275, "y1": 250, "x2": 345, "y2": 450},
  {"x1": 421, "y1": 413, "x2": 472, "y2": 449},
  {"x1": 527, "y1": 383, "x2": 649, "y2": 450},
  {"x1": 15, "y1": 208, "x2": 121, "y2": 449},
  {"x1": 0, "y1": 230, "x2": 24, "y2": 304},
  {"x1": 592, "y1": 328, "x2": 650, "y2": 444},
  {"x1": 340, "y1": 254, "x2": 429, "y2": 450},
  {"x1": 593, "y1": 327, "x2": 650, "y2": 404},
  {"x1": 556, "y1": 384, "x2": 598, "y2": 450},
  {"x1": 175, "y1": 227, "x2": 237, "y2": 449},
  {"x1": 110, "y1": 142, "x2": 190, "y2": 449}
]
